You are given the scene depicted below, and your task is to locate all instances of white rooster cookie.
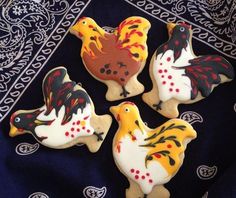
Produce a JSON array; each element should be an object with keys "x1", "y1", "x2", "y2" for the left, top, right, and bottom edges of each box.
[
  {"x1": 143, "y1": 22, "x2": 234, "y2": 118},
  {"x1": 9, "y1": 67, "x2": 112, "y2": 152}
]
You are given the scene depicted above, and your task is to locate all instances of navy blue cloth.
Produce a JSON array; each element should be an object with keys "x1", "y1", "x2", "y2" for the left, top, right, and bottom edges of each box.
[{"x1": 0, "y1": 0, "x2": 235, "y2": 197}]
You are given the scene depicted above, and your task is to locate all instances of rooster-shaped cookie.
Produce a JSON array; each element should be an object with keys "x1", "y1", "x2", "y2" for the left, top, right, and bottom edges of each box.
[
  {"x1": 70, "y1": 16, "x2": 150, "y2": 101},
  {"x1": 9, "y1": 67, "x2": 112, "y2": 152},
  {"x1": 143, "y1": 22, "x2": 234, "y2": 118},
  {"x1": 110, "y1": 102, "x2": 196, "y2": 198}
]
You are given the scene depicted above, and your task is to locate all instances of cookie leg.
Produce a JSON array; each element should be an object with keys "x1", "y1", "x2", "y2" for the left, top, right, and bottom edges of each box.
[
  {"x1": 126, "y1": 178, "x2": 144, "y2": 198},
  {"x1": 86, "y1": 114, "x2": 112, "y2": 152},
  {"x1": 153, "y1": 100, "x2": 163, "y2": 110},
  {"x1": 93, "y1": 131, "x2": 104, "y2": 141},
  {"x1": 147, "y1": 185, "x2": 170, "y2": 198},
  {"x1": 120, "y1": 86, "x2": 130, "y2": 98}
]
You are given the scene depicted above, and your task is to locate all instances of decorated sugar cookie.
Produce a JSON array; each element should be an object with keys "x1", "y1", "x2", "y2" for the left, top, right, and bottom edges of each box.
[
  {"x1": 9, "y1": 67, "x2": 112, "y2": 152},
  {"x1": 110, "y1": 102, "x2": 197, "y2": 198},
  {"x1": 143, "y1": 22, "x2": 234, "y2": 118},
  {"x1": 70, "y1": 16, "x2": 151, "y2": 101}
]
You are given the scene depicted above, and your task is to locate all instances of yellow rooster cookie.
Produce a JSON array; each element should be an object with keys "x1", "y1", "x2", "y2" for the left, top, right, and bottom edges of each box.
[{"x1": 110, "y1": 102, "x2": 197, "y2": 198}]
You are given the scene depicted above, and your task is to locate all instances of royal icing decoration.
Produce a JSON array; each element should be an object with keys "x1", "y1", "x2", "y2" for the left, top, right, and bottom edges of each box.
[
  {"x1": 70, "y1": 16, "x2": 151, "y2": 101},
  {"x1": 9, "y1": 67, "x2": 112, "y2": 152},
  {"x1": 110, "y1": 102, "x2": 197, "y2": 197},
  {"x1": 143, "y1": 22, "x2": 234, "y2": 118}
]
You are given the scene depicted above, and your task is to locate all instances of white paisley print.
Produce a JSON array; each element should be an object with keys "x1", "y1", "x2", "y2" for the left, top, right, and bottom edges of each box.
[
  {"x1": 124, "y1": 0, "x2": 236, "y2": 59},
  {"x1": 0, "y1": 0, "x2": 91, "y2": 121}
]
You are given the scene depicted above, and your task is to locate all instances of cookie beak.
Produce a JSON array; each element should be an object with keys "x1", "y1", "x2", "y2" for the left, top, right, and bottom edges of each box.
[
  {"x1": 70, "y1": 24, "x2": 83, "y2": 38},
  {"x1": 9, "y1": 125, "x2": 20, "y2": 137},
  {"x1": 110, "y1": 106, "x2": 120, "y2": 121},
  {"x1": 167, "y1": 22, "x2": 176, "y2": 36}
]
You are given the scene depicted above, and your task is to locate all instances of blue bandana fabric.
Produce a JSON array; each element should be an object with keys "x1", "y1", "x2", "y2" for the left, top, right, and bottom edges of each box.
[{"x1": 0, "y1": 0, "x2": 235, "y2": 198}]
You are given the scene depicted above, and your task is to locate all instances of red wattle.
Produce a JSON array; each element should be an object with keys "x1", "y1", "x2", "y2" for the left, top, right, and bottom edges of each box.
[{"x1": 117, "y1": 114, "x2": 120, "y2": 121}]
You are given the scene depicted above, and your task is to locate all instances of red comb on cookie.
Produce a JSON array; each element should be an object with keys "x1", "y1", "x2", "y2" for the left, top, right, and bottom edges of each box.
[
  {"x1": 179, "y1": 21, "x2": 192, "y2": 29},
  {"x1": 124, "y1": 101, "x2": 135, "y2": 105},
  {"x1": 77, "y1": 17, "x2": 86, "y2": 22}
]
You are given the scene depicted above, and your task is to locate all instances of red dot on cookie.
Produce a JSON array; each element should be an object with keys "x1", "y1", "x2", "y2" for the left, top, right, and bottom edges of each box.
[
  {"x1": 162, "y1": 81, "x2": 166, "y2": 85},
  {"x1": 77, "y1": 121, "x2": 80, "y2": 125},
  {"x1": 161, "y1": 75, "x2": 164, "y2": 78},
  {"x1": 65, "y1": 132, "x2": 69, "y2": 136},
  {"x1": 71, "y1": 128, "x2": 74, "y2": 131},
  {"x1": 141, "y1": 175, "x2": 145, "y2": 179},
  {"x1": 170, "y1": 82, "x2": 174, "y2": 86},
  {"x1": 87, "y1": 129, "x2": 90, "y2": 133},
  {"x1": 164, "y1": 69, "x2": 168, "y2": 73},
  {"x1": 154, "y1": 153, "x2": 161, "y2": 158},
  {"x1": 176, "y1": 88, "x2": 180, "y2": 93},
  {"x1": 136, "y1": 170, "x2": 140, "y2": 174},
  {"x1": 212, "y1": 73, "x2": 217, "y2": 79},
  {"x1": 169, "y1": 88, "x2": 173, "y2": 92},
  {"x1": 167, "y1": 144, "x2": 172, "y2": 148},
  {"x1": 26, "y1": 114, "x2": 33, "y2": 118},
  {"x1": 149, "y1": 179, "x2": 153, "y2": 183},
  {"x1": 160, "y1": 63, "x2": 163, "y2": 66},
  {"x1": 72, "y1": 122, "x2": 75, "y2": 125},
  {"x1": 146, "y1": 173, "x2": 150, "y2": 176},
  {"x1": 168, "y1": 75, "x2": 172, "y2": 79},
  {"x1": 82, "y1": 126, "x2": 86, "y2": 130},
  {"x1": 175, "y1": 40, "x2": 179, "y2": 45},
  {"x1": 135, "y1": 175, "x2": 139, "y2": 180},
  {"x1": 130, "y1": 169, "x2": 135, "y2": 173},
  {"x1": 78, "y1": 98, "x2": 85, "y2": 103},
  {"x1": 77, "y1": 128, "x2": 80, "y2": 132},
  {"x1": 158, "y1": 69, "x2": 163, "y2": 73},
  {"x1": 167, "y1": 57, "x2": 171, "y2": 62},
  {"x1": 71, "y1": 134, "x2": 74, "y2": 138}
]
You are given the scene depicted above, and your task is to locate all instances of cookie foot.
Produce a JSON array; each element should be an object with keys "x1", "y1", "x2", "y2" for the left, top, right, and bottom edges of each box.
[
  {"x1": 153, "y1": 101, "x2": 163, "y2": 110},
  {"x1": 93, "y1": 131, "x2": 104, "y2": 141},
  {"x1": 120, "y1": 86, "x2": 130, "y2": 98}
]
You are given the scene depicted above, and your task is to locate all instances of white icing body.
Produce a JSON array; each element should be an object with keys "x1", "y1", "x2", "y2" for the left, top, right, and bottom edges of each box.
[
  {"x1": 35, "y1": 104, "x2": 94, "y2": 147},
  {"x1": 113, "y1": 129, "x2": 171, "y2": 194},
  {"x1": 153, "y1": 44, "x2": 194, "y2": 102}
]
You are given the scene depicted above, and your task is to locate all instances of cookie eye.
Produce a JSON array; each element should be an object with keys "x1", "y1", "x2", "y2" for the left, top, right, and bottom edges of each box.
[
  {"x1": 125, "y1": 108, "x2": 130, "y2": 112},
  {"x1": 15, "y1": 117, "x2": 20, "y2": 123},
  {"x1": 82, "y1": 21, "x2": 86, "y2": 25},
  {"x1": 180, "y1": 27, "x2": 185, "y2": 32}
]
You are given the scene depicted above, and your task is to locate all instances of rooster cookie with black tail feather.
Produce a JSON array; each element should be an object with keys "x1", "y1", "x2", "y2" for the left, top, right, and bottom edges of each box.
[
  {"x1": 70, "y1": 16, "x2": 150, "y2": 101},
  {"x1": 143, "y1": 22, "x2": 234, "y2": 118},
  {"x1": 110, "y1": 102, "x2": 196, "y2": 198},
  {"x1": 9, "y1": 67, "x2": 112, "y2": 152}
]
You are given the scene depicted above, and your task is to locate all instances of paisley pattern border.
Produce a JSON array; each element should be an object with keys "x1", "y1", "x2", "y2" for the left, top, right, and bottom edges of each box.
[
  {"x1": 0, "y1": 0, "x2": 91, "y2": 122},
  {"x1": 124, "y1": 0, "x2": 236, "y2": 59}
]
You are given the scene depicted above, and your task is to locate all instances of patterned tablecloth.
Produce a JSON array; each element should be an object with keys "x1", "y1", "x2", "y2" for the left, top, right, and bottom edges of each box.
[{"x1": 0, "y1": 0, "x2": 235, "y2": 197}]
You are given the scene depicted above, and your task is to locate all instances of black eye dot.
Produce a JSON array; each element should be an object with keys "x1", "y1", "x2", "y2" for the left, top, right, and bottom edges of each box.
[
  {"x1": 82, "y1": 21, "x2": 86, "y2": 25},
  {"x1": 15, "y1": 117, "x2": 20, "y2": 123},
  {"x1": 125, "y1": 108, "x2": 129, "y2": 112},
  {"x1": 180, "y1": 27, "x2": 185, "y2": 32}
]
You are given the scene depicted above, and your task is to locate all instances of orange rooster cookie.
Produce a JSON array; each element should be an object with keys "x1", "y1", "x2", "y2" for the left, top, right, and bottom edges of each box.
[
  {"x1": 143, "y1": 22, "x2": 234, "y2": 118},
  {"x1": 70, "y1": 16, "x2": 151, "y2": 101},
  {"x1": 9, "y1": 67, "x2": 112, "y2": 153},
  {"x1": 110, "y1": 102, "x2": 197, "y2": 198}
]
